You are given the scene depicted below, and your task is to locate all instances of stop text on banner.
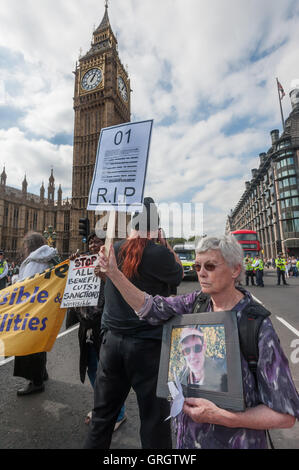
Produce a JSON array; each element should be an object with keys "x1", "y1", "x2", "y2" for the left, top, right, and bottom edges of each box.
[{"x1": 61, "y1": 254, "x2": 101, "y2": 309}]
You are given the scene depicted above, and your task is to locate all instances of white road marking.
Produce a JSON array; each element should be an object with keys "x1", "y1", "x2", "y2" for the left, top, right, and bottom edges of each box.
[
  {"x1": 0, "y1": 324, "x2": 79, "y2": 367},
  {"x1": 55, "y1": 323, "x2": 79, "y2": 338},
  {"x1": 276, "y1": 316, "x2": 299, "y2": 338},
  {"x1": 247, "y1": 294, "x2": 299, "y2": 338}
]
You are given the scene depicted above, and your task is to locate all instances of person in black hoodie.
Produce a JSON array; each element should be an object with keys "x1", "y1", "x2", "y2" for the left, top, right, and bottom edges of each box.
[{"x1": 84, "y1": 197, "x2": 183, "y2": 449}]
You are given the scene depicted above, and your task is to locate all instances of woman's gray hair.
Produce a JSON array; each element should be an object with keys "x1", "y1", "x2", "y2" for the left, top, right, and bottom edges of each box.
[
  {"x1": 196, "y1": 235, "x2": 245, "y2": 284},
  {"x1": 23, "y1": 231, "x2": 47, "y2": 258}
]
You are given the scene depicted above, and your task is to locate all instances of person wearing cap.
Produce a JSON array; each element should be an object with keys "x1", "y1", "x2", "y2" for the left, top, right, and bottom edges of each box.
[
  {"x1": 84, "y1": 197, "x2": 183, "y2": 449},
  {"x1": 252, "y1": 255, "x2": 264, "y2": 287},
  {"x1": 244, "y1": 255, "x2": 255, "y2": 286},
  {"x1": 275, "y1": 253, "x2": 288, "y2": 286},
  {"x1": 179, "y1": 327, "x2": 227, "y2": 392},
  {"x1": 0, "y1": 250, "x2": 8, "y2": 290},
  {"x1": 96, "y1": 234, "x2": 299, "y2": 449}
]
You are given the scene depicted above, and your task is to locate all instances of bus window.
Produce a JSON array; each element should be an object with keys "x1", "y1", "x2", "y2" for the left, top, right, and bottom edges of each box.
[{"x1": 233, "y1": 234, "x2": 257, "y2": 241}]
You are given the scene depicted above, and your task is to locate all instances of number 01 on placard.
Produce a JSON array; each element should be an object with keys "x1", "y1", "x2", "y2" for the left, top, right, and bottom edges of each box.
[
  {"x1": 114, "y1": 129, "x2": 131, "y2": 145},
  {"x1": 87, "y1": 119, "x2": 153, "y2": 212}
]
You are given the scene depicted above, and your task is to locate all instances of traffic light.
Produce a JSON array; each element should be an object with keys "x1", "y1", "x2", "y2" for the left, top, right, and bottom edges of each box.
[{"x1": 79, "y1": 217, "x2": 90, "y2": 243}]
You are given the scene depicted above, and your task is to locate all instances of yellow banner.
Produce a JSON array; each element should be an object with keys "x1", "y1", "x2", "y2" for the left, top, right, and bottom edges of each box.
[{"x1": 0, "y1": 260, "x2": 69, "y2": 357}]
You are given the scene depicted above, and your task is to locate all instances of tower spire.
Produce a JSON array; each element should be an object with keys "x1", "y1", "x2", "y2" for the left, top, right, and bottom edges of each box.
[
  {"x1": 0, "y1": 166, "x2": 7, "y2": 187},
  {"x1": 94, "y1": 1, "x2": 110, "y2": 32},
  {"x1": 48, "y1": 168, "x2": 55, "y2": 205}
]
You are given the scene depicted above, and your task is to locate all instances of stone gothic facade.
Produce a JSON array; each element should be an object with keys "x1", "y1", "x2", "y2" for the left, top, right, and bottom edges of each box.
[{"x1": 0, "y1": 4, "x2": 131, "y2": 261}]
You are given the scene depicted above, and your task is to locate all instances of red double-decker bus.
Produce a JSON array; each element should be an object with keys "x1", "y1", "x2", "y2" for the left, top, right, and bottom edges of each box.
[{"x1": 231, "y1": 229, "x2": 261, "y2": 257}]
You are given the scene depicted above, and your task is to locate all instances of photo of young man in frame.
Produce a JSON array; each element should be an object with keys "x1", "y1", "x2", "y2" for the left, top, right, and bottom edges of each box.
[{"x1": 168, "y1": 325, "x2": 228, "y2": 393}]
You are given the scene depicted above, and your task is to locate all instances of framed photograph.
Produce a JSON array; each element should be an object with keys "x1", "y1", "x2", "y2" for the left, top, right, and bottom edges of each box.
[{"x1": 156, "y1": 311, "x2": 245, "y2": 412}]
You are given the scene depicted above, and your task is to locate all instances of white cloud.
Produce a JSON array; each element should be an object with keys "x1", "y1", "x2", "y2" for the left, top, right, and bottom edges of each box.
[
  {"x1": 0, "y1": 127, "x2": 72, "y2": 196},
  {"x1": 20, "y1": 79, "x2": 74, "y2": 138},
  {"x1": 0, "y1": 0, "x2": 298, "y2": 236}
]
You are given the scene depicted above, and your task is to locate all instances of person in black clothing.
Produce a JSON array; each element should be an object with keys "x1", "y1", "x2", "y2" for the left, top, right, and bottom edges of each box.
[
  {"x1": 68, "y1": 232, "x2": 126, "y2": 427},
  {"x1": 74, "y1": 233, "x2": 106, "y2": 388},
  {"x1": 84, "y1": 197, "x2": 183, "y2": 449}
]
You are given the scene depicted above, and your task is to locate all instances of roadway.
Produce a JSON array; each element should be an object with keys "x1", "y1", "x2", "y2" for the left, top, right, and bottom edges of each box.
[{"x1": 0, "y1": 268, "x2": 298, "y2": 450}]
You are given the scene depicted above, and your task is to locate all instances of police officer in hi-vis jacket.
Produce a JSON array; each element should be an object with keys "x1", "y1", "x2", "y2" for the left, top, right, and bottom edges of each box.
[
  {"x1": 275, "y1": 253, "x2": 288, "y2": 286},
  {"x1": 0, "y1": 250, "x2": 8, "y2": 290},
  {"x1": 253, "y1": 255, "x2": 264, "y2": 287},
  {"x1": 244, "y1": 255, "x2": 255, "y2": 286}
]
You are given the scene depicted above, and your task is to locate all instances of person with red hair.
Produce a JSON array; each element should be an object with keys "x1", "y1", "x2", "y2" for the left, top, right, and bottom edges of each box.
[{"x1": 84, "y1": 198, "x2": 183, "y2": 449}]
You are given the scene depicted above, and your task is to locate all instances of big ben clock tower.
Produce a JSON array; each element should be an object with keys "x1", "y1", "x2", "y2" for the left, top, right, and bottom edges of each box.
[{"x1": 71, "y1": 2, "x2": 131, "y2": 250}]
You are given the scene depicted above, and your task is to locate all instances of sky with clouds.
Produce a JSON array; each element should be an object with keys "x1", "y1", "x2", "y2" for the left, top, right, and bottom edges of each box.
[{"x1": 0, "y1": 0, "x2": 298, "y2": 237}]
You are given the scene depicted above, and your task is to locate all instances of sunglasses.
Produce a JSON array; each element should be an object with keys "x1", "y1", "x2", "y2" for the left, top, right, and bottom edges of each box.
[
  {"x1": 89, "y1": 239, "x2": 104, "y2": 245},
  {"x1": 182, "y1": 343, "x2": 203, "y2": 356},
  {"x1": 192, "y1": 262, "x2": 225, "y2": 272}
]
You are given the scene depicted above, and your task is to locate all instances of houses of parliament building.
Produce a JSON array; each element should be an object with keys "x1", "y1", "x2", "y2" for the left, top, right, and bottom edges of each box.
[{"x1": 0, "y1": 4, "x2": 131, "y2": 261}]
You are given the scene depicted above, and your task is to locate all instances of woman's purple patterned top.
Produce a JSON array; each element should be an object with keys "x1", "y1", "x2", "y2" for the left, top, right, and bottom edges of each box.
[{"x1": 136, "y1": 289, "x2": 299, "y2": 449}]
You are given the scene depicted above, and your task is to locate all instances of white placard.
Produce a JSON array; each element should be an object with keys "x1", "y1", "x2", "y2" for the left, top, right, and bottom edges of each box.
[
  {"x1": 87, "y1": 120, "x2": 153, "y2": 212},
  {"x1": 61, "y1": 255, "x2": 101, "y2": 308}
]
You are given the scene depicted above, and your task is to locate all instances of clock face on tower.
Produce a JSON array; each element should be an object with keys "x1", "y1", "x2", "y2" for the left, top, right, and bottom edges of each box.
[
  {"x1": 81, "y1": 68, "x2": 103, "y2": 91},
  {"x1": 117, "y1": 76, "x2": 128, "y2": 102}
]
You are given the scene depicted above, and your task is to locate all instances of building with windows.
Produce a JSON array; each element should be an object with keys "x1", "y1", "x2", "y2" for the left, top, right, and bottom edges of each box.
[
  {"x1": 0, "y1": 168, "x2": 71, "y2": 261},
  {"x1": 0, "y1": 4, "x2": 130, "y2": 261},
  {"x1": 226, "y1": 84, "x2": 299, "y2": 258}
]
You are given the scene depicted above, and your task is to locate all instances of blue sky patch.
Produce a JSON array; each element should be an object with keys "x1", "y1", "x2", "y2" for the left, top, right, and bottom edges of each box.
[
  {"x1": 157, "y1": 110, "x2": 177, "y2": 127},
  {"x1": 190, "y1": 96, "x2": 235, "y2": 123},
  {"x1": 249, "y1": 39, "x2": 288, "y2": 63},
  {"x1": 0, "y1": 46, "x2": 25, "y2": 69},
  {"x1": 49, "y1": 133, "x2": 73, "y2": 146},
  {"x1": 0, "y1": 105, "x2": 25, "y2": 129},
  {"x1": 222, "y1": 115, "x2": 253, "y2": 137}
]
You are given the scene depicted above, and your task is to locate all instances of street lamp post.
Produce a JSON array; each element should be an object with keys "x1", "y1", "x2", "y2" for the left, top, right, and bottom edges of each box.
[{"x1": 43, "y1": 225, "x2": 57, "y2": 247}]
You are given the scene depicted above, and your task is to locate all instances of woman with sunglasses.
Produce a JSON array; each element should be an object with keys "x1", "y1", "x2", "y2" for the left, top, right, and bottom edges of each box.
[{"x1": 97, "y1": 234, "x2": 299, "y2": 449}]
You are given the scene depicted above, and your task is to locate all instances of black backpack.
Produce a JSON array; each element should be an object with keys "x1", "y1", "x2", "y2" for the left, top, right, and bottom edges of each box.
[{"x1": 192, "y1": 291, "x2": 274, "y2": 448}]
